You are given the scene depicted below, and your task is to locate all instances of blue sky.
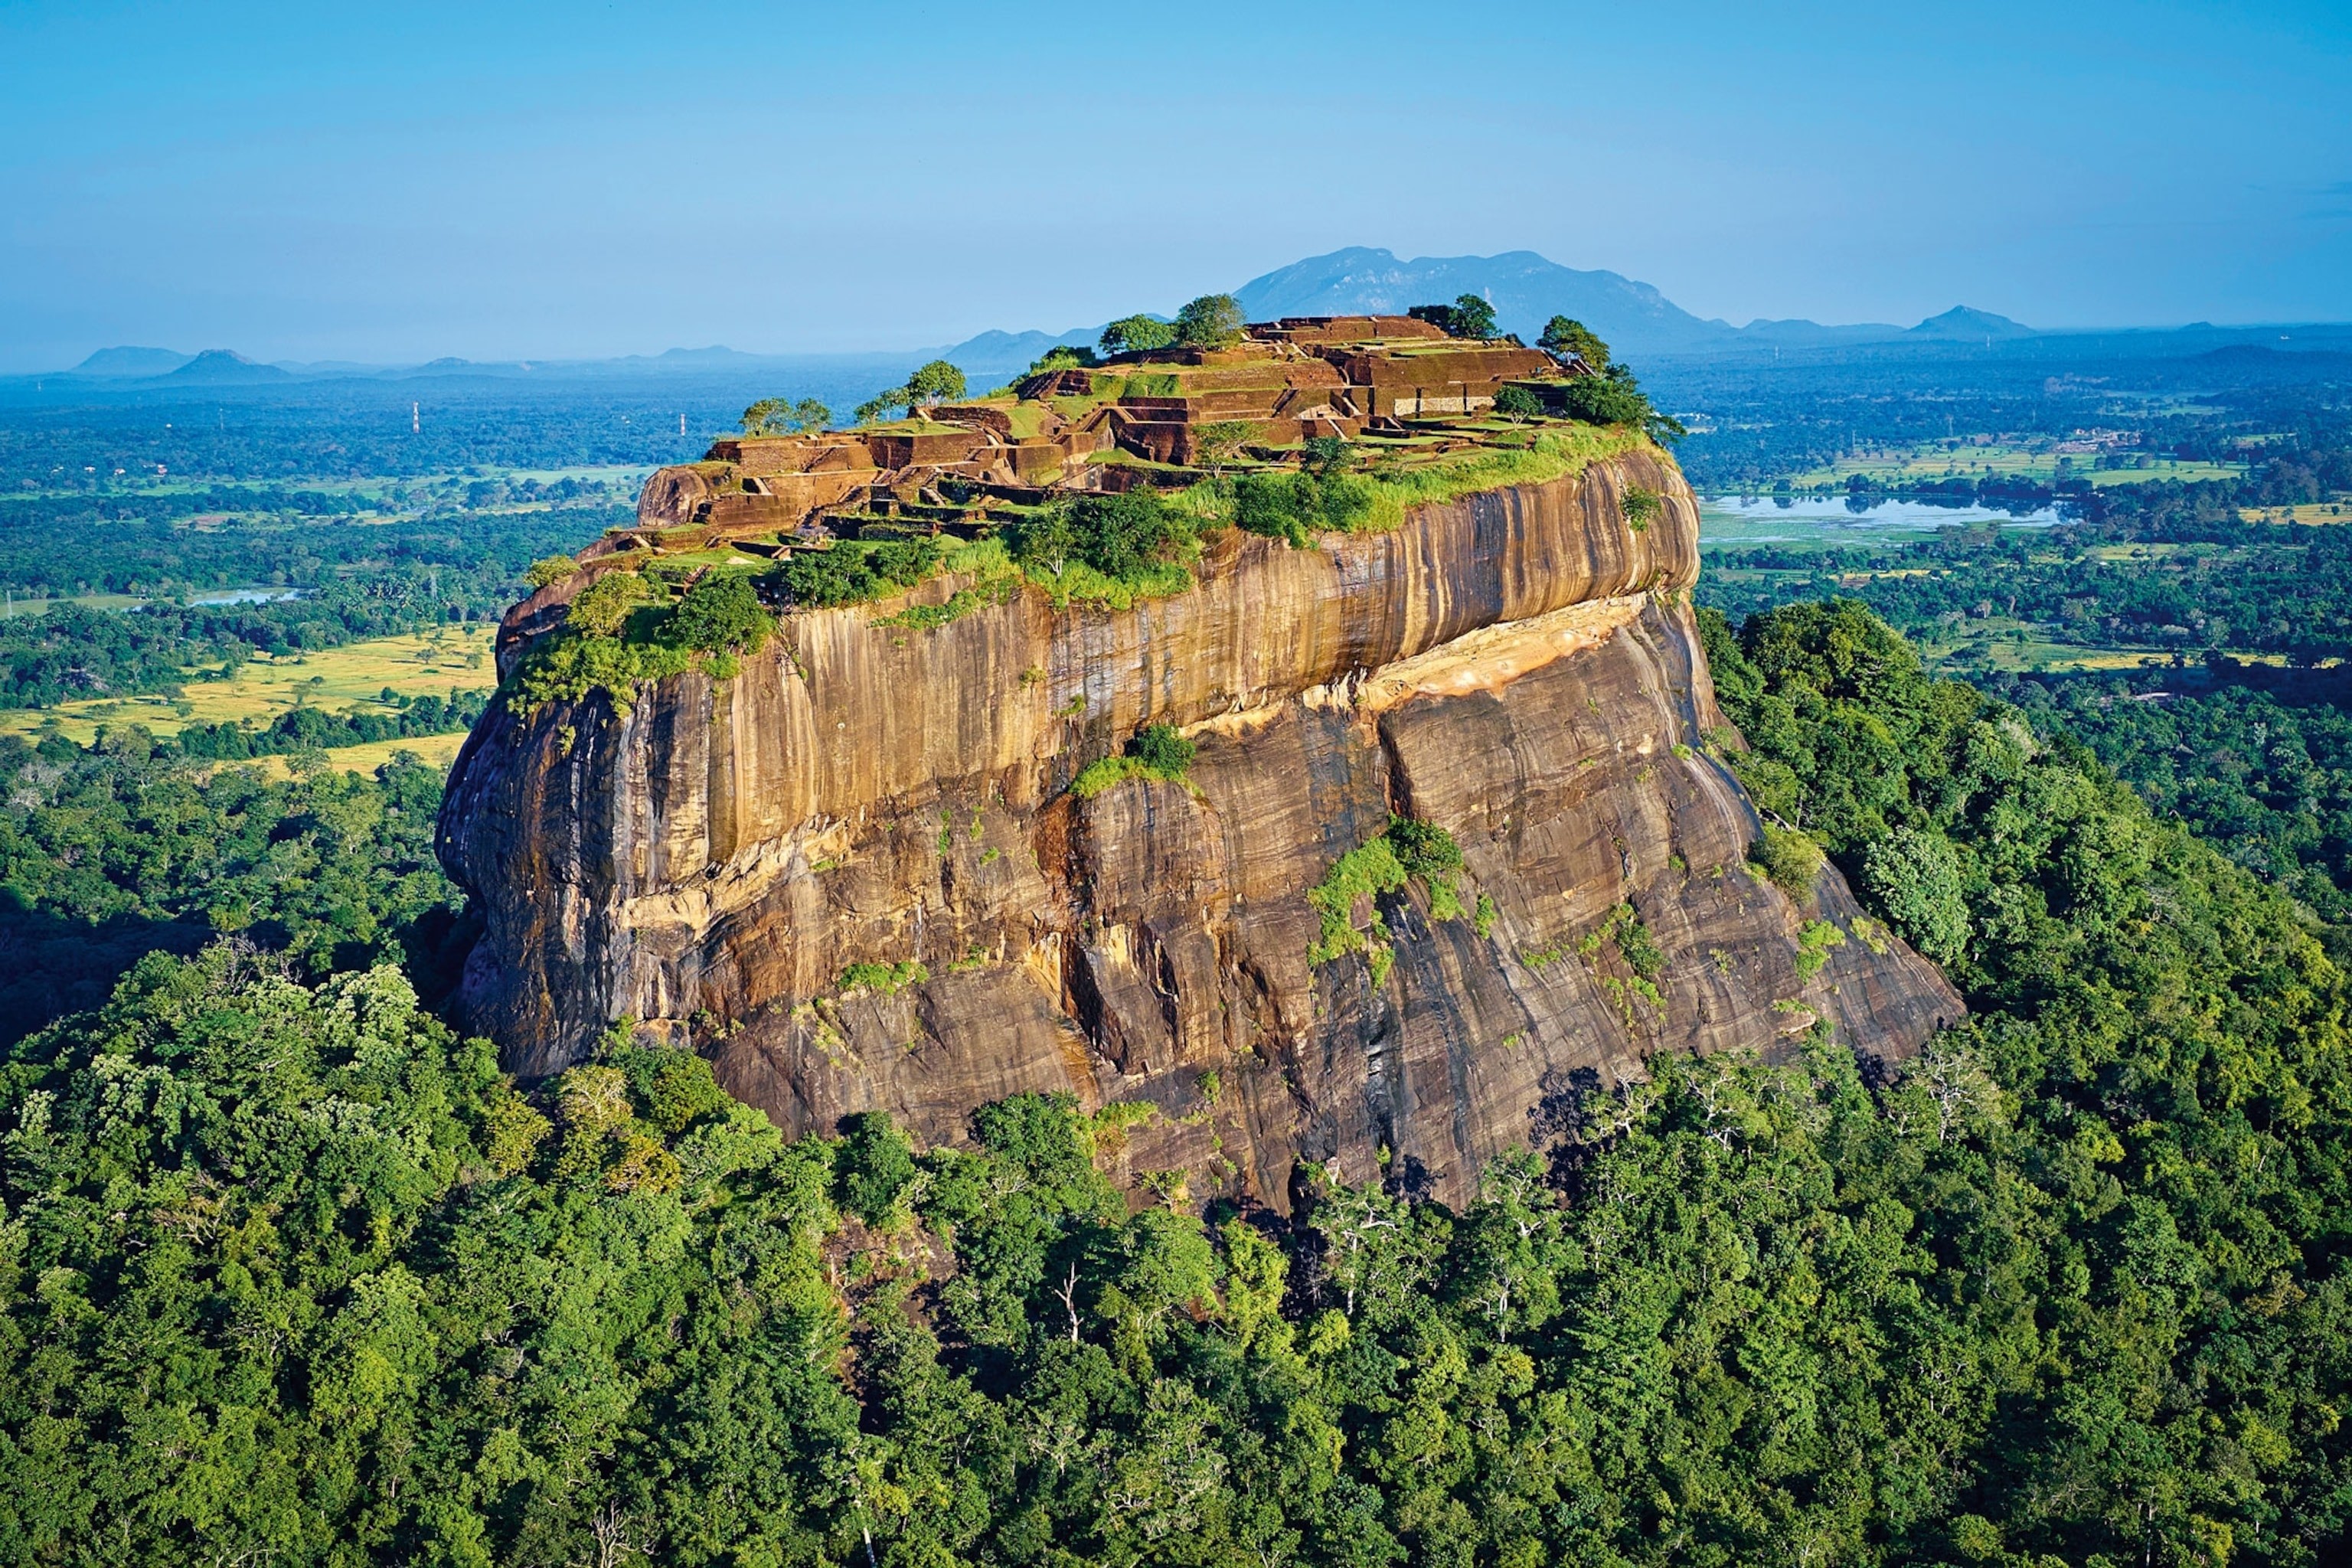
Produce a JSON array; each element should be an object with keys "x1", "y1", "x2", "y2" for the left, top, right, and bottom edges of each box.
[{"x1": 0, "y1": 0, "x2": 2345, "y2": 368}]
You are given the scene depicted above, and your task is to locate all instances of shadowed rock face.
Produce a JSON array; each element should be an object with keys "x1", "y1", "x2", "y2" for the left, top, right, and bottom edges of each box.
[{"x1": 439, "y1": 450, "x2": 1960, "y2": 1210}]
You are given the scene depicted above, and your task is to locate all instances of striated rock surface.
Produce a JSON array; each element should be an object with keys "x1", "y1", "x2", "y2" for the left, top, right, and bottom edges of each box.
[{"x1": 439, "y1": 449, "x2": 1959, "y2": 1209}]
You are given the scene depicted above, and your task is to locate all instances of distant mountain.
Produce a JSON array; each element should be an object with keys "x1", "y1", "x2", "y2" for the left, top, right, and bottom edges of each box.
[
  {"x1": 74, "y1": 346, "x2": 193, "y2": 377},
  {"x1": 1233, "y1": 247, "x2": 1738, "y2": 356},
  {"x1": 1726, "y1": 318, "x2": 1906, "y2": 348},
  {"x1": 165, "y1": 349, "x2": 290, "y2": 384},
  {"x1": 941, "y1": 325, "x2": 1100, "y2": 371},
  {"x1": 1907, "y1": 305, "x2": 2037, "y2": 341}
]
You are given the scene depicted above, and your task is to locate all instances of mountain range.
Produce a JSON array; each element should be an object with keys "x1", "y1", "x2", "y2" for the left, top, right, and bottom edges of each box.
[{"x1": 46, "y1": 247, "x2": 2352, "y2": 389}]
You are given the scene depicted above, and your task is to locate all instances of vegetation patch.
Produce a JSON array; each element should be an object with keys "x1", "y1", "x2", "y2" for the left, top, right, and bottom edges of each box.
[
  {"x1": 1307, "y1": 815, "x2": 1475, "y2": 984},
  {"x1": 1579, "y1": 900, "x2": 1667, "y2": 1024},
  {"x1": 508, "y1": 567, "x2": 776, "y2": 717},
  {"x1": 1792, "y1": 917, "x2": 1847, "y2": 981},
  {"x1": 1751, "y1": 821, "x2": 1826, "y2": 900},
  {"x1": 1073, "y1": 723, "x2": 1198, "y2": 799},
  {"x1": 837, "y1": 959, "x2": 929, "y2": 997}
]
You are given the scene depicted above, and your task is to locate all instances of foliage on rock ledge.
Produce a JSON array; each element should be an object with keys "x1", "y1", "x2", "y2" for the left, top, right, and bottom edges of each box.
[
  {"x1": 505, "y1": 567, "x2": 775, "y2": 717},
  {"x1": 1308, "y1": 814, "x2": 1475, "y2": 985}
]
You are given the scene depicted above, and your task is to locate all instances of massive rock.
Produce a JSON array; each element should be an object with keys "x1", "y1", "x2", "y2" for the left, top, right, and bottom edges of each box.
[{"x1": 439, "y1": 449, "x2": 1959, "y2": 1209}]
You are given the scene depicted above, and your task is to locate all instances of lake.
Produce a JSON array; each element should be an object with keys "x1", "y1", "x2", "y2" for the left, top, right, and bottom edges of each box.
[{"x1": 1699, "y1": 494, "x2": 2064, "y2": 548}]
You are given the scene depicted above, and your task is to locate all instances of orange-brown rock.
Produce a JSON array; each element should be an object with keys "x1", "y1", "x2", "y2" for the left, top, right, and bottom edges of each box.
[{"x1": 438, "y1": 450, "x2": 1960, "y2": 1209}]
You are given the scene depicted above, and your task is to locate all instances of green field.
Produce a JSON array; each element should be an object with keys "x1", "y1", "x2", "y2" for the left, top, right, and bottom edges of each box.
[{"x1": 2, "y1": 626, "x2": 496, "y2": 747}]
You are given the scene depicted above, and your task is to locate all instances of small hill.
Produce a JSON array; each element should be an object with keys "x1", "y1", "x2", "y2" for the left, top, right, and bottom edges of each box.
[
  {"x1": 941, "y1": 326, "x2": 1102, "y2": 378},
  {"x1": 1233, "y1": 247, "x2": 1736, "y2": 357},
  {"x1": 165, "y1": 349, "x2": 291, "y2": 384},
  {"x1": 1907, "y1": 305, "x2": 2036, "y2": 341},
  {"x1": 74, "y1": 346, "x2": 193, "y2": 377}
]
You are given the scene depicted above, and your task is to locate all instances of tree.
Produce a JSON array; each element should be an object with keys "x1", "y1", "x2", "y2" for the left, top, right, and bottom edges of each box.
[
  {"x1": 854, "y1": 388, "x2": 905, "y2": 424},
  {"x1": 1408, "y1": 295, "x2": 1498, "y2": 339},
  {"x1": 906, "y1": 359, "x2": 967, "y2": 410},
  {"x1": 1007, "y1": 501, "x2": 1078, "y2": 579},
  {"x1": 1100, "y1": 315, "x2": 1176, "y2": 356},
  {"x1": 1493, "y1": 385, "x2": 1543, "y2": 423},
  {"x1": 1027, "y1": 345, "x2": 1101, "y2": 374},
  {"x1": 1191, "y1": 420, "x2": 1254, "y2": 475},
  {"x1": 741, "y1": 398, "x2": 791, "y2": 436},
  {"x1": 1862, "y1": 825, "x2": 1969, "y2": 963},
  {"x1": 1557, "y1": 363, "x2": 1687, "y2": 444},
  {"x1": 741, "y1": 397, "x2": 827, "y2": 436},
  {"x1": 1449, "y1": 292, "x2": 1498, "y2": 339},
  {"x1": 526, "y1": 554, "x2": 580, "y2": 589},
  {"x1": 1537, "y1": 315, "x2": 1612, "y2": 369},
  {"x1": 1301, "y1": 435, "x2": 1354, "y2": 478},
  {"x1": 1173, "y1": 294, "x2": 1245, "y2": 349}
]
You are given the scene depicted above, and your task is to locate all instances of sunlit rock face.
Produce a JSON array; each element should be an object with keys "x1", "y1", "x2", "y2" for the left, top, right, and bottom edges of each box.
[{"x1": 439, "y1": 451, "x2": 1958, "y2": 1210}]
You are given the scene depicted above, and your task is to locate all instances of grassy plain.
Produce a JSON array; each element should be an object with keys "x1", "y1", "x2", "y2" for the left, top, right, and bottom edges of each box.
[
  {"x1": 239, "y1": 730, "x2": 473, "y2": 780},
  {"x1": 2, "y1": 626, "x2": 496, "y2": 747},
  {"x1": 2241, "y1": 502, "x2": 2352, "y2": 524}
]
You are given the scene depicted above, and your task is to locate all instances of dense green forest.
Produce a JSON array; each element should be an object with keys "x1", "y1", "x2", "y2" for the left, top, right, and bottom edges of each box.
[
  {"x1": 6, "y1": 602, "x2": 2352, "y2": 1566},
  {"x1": 0, "y1": 736, "x2": 469, "y2": 1044},
  {"x1": 1, "y1": 339, "x2": 2347, "y2": 1566}
]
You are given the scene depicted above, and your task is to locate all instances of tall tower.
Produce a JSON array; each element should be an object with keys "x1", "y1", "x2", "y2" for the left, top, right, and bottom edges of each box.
[{"x1": 412, "y1": 401, "x2": 420, "y2": 434}]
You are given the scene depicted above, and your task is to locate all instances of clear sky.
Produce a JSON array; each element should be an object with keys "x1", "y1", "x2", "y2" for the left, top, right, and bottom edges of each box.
[{"x1": 1, "y1": 0, "x2": 2345, "y2": 369}]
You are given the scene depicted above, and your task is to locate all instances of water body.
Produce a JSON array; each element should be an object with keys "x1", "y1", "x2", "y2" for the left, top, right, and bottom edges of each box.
[
  {"x1": 185, "y1": 587, "x2": 304, "y2": 606},
  {"x1": 0, "y1": 586, "x2": 305, "y2": 619},
  {"x1": 1699, "y1": 494, "x2": 2064, "y2": 548}
]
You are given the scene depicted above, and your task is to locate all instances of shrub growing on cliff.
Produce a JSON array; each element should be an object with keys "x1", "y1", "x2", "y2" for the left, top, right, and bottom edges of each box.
[
  {"x1": 565, "y1": 570, "x2": 656, "y2": 638},
  {"x1": 1010, "y1": 492, "x2": 1190, "y2": 596},
  {"x1": 770, "y1": 537, "x2": 939, "y2": 609},
  {"x1": 525, "y1": 554, "x2": 578, "y2": 589},
  {"x1": 1622, "y1": 484, "x2": 1661, "y2": 531},
  {"x1": 665, "y1": 572, "x2": 773, "y2": 655},
  {"x1": 1308, "y1": 815, "x2": 1475, "y2": 980},
  {"x1": 1753, "y1": 821, "x2": 1826, "y2": 898},
  {"x1": 1234, "y1": 469, "x2": 1375, "y2": 547},
  {"x1": 1073, "y1": 722, "x2": 1199, "y2": 799},
  {"x1": 1559, "y1": 361, "x2": 1687, "y2": 445}
]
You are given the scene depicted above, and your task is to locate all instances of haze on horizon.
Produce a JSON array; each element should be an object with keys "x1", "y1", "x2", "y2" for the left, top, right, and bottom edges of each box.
[{"x1": 1, "y1": 0, "x2": 2345, "y2": 372}]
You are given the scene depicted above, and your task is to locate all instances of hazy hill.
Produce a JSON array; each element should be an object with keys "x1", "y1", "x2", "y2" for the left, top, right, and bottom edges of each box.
[
  {"x1": 166, "y1": 349, "x2": 291, "y2": 384},
  {"x1": 1233, "y1": 247, "x2": 1736, "y2": 355},
  {"x1": 1907, "y1": 305, "x2": 2037, "y2": 340},
  {"x1": 73, "y1": 346, "x2": 194, "y2": 377}
]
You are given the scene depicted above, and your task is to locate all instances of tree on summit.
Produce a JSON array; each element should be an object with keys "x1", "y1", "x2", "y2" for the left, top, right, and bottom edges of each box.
[
  {"x1": 906, "y1": 359, "x2": 966, "y2": 410},
  {"x1": 1410, "y1": 293, "x2": 1498, "y2": 339},
  {"x1": 740, "y1": 397, "x2": 830, "y2": 435},
  {"x1": 1173, "y1": 294, "x2": 1246, "y2": 348},
  {"x1": 1449, "y1": 292, "x2": 1498, "y2": 339},
  {"x1": 1099, "y1": 314, "x2": 1177, "y2": 356},
  {"x1": 853, "y1": 361, "x2": 965, "y2": 424},
  {"x1": 1538, "y1": 315, "x2": 1611, "y2": 370}
]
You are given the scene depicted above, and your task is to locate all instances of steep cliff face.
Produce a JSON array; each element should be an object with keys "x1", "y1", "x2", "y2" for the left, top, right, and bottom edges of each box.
[{"x1": 439, "y1": 450, "x2": 1959, "y2": 1208}]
